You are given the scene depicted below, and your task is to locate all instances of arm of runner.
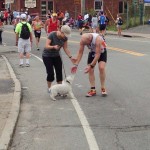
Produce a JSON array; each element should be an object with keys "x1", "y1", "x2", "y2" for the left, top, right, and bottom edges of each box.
[
  {"x1": 84, "y1": 37, "x2": 101, "y2": 73},
  {"x1": 71, "y1": 42, "x2": 84, "y2": 74},
  {"x1": 57, "y1": 20, "x2": 60, "y2": 31},
  {"x1": 44, "y1": 19, "x2": 48, "y2": 34}
]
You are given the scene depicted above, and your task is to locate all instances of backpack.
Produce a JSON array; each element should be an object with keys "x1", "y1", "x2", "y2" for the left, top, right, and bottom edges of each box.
[
  {"x1": 99, "y1": 15, "x2": 106, "y2": 25},
  {"x1": 20, "y1": 23, "x2": 30, "y2": 39},
  {"x1": 118, "y1": 18, "x2": 123, "y2": 25}
]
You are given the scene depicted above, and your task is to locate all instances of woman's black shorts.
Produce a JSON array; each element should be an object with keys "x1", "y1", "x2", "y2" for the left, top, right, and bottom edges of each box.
[{"x1": 34, "y1": 30, "x2": 41, "y2": 38}]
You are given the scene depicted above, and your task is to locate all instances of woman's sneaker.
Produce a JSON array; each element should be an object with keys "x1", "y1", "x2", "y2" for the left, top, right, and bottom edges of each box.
[
  {"x1": 86, "y1": 89, "x2": 96, "y2": 97},
  {"x1": 101, "y1": 88, "x2": 107, "y2": 97}
]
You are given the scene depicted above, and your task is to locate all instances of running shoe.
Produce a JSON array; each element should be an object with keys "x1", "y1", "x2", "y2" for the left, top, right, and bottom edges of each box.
[
  {"x1": 86, "y1": 89, "x2": 96, "y2": 97},
  {"x1": 101, "y1": 88, "x2": 107, "y2": 97},
  {"x1": 19, "y1": 63, "x2": 23, "y2": 67},
  {"x1": 25, "y1": 63, "x2": 30, "y2": 67}
]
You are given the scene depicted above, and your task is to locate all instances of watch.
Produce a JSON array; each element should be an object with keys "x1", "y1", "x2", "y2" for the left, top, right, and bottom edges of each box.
[{"x1": 90, "y1": 64, "x2": 95, "y2": 68}]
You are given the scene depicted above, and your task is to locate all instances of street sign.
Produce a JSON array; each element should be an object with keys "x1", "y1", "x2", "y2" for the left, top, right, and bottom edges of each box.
[
  {"x1": 25, "y1": 0, "x2": 36, "y2": 8},
  {"x1": 144, "y1": 0, "x2": 150, "y2": 3},
  {"x1": 74, "y1": 0, "x2": 80, "y2": 5},
  {"x1": 5, "y1": 0, "x2": 14, "y2": 3}
]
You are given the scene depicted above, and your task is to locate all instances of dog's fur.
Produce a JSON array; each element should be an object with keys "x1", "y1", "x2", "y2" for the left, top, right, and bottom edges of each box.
[{"x1": 49, "y1": 75, "x2": 75, "y2": 101}]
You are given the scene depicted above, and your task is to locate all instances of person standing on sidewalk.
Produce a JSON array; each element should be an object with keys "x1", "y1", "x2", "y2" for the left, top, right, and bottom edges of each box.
[
  {"x1": 15, "y1": 13, "x2": 33, "y2": 67},
  {"x1": 32, "y1": 15, "x2": 44, "y2": 50},
  {"x1": 116, "y1": 14, "x2": 123, "y2": 36},
  {"x1": 71, "y1": 33, "x2": 107, "y2": 97},
  {"x1": 0, "y1": 18, "x2": 4, "y2": 45},
  {"x1": 42, "y1": 25, "x2": 74, "y2": 92}
]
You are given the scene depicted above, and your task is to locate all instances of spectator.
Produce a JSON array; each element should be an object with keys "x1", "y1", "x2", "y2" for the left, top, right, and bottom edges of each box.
[
  {"x1": 42, "y1": 25, "x2": 74, "y2": 92},
  {"x1": 116, "y1": 14, "x2": 123, "y2": 36},
  {"x1": 0, "y1": 18, "x2": 4, "y2": 45},
  {"x1": 15, "y1": 13, "x2": 33, "y2": 67},
  {"x1": 57, "y1": 10, "x2": 64, "y2": 25},
  {"x1": 91, "y1": 13, "x2": 98, "y2": 33}
]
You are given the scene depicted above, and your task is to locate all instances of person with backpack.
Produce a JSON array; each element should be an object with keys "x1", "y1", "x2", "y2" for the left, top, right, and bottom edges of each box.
[
  {"x1": 15, "y1": 13, "x2": 33, "y2": 67},
  {"x1": 116, "y1": 14, "x2": 123, "y2": 36},
  {"x1": 98, "y1": 12, "x2": 106, "y2": 36}
]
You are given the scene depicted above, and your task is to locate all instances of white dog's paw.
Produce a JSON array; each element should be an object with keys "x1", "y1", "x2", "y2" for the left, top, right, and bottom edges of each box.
[{"x1": 50, "y1": 94, "x2": 56, "y2": 101}]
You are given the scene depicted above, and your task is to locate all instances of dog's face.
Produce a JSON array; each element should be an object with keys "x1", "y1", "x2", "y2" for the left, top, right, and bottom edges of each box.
[{"x1": 65, "y1": 75, "x2": 74, "y2": 85}]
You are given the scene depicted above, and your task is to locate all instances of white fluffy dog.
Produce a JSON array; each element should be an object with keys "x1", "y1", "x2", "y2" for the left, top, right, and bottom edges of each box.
[{"x1": 49, "y1": 75, "x2": 75, "y2": 101}]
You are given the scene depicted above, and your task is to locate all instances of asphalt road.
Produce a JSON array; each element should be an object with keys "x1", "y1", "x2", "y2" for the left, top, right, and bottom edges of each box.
[{"x1": 2, "y1": 26, "x2": 150, "y2": 150}]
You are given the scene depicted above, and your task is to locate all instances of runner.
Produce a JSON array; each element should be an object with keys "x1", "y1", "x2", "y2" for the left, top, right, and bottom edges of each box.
[
  {"x1": 45, "y1": 13, "x2": 60, "y2": 36},
  {"x1": 32, "y1": 16, "x2": 44, "y2": 50},
  {"x1": 71, "y1": 33, "x2": 107, "y2": 97}
]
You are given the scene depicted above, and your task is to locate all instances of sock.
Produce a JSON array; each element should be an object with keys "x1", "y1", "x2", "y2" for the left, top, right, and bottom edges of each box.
[
  {"x1": 20, "y1": 59, "x2": 23, "y2": 64},
  {"x1": 26, "y1": 59, "x2": 29, "y2": 64}
]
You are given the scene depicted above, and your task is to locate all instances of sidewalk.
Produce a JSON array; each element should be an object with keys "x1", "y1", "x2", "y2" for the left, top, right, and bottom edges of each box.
[
  {"x1": 0, "y1": 25, "x2": 149, "y2": 150},
  {"x1": 0, "y1": 46, "x2": 21, "y2": 150},
  {"x1": 73, "y1": 24, "x2": 150, "y2": 38}
]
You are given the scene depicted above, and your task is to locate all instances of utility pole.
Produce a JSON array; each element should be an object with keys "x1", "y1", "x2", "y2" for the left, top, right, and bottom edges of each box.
[
  {"x1": 133, "y1": 0, "x2": 138, "y2": 25},
  {"x1": 81, "y1": 0, "x2": 85, "y2": 15},
  {"x1": 139, "y1": 0, "x2": 144, "y2": 24},
  {"x1": 126, "y1": 0, "x2": 129, "y2": 29}
]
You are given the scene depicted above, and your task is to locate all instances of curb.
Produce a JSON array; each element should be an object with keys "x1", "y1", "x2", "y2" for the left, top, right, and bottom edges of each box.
[{"x1": 0, "y1": 55, "x2": 21, "y2": 150}]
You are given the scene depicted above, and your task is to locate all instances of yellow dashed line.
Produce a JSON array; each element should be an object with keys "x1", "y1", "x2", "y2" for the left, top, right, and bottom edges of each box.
[{"x1": 108, "y1": 46, "x2": 145, "y2": 56}]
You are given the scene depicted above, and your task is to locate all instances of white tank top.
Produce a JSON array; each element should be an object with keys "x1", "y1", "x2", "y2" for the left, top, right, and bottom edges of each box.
[{"x1": 87, "y1": 33, "x2": 106, "y2": 53}]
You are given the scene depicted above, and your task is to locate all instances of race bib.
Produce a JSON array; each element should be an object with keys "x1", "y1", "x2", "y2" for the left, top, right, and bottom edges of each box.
[{"x1": 36, "y1": 30, "x2": 41, "y2": 33}]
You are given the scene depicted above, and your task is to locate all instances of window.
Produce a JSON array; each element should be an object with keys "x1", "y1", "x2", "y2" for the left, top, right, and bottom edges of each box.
[
  {"x1": 94, "y1": 0, "x2": 102, "y2": 11},
  {"x1": 119, "y1": 1, "x2": 127, "y2": 14},
  {"x1": 41, "y1": 1, "x2": 46, "y2": 15}
]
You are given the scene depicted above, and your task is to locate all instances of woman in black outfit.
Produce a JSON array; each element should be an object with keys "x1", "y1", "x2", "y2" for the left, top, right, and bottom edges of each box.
[{"x1": 42, "y1": 25, "x2": 74, "y2": 92}]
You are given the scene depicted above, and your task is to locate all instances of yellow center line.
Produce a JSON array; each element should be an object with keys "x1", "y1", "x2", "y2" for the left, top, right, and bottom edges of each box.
[
  {"x1": 5, "y1": 31, "x2": 145, "y2": 56},
  {"x1": 108, "y1": 46, "x2": 145, "y2": 56}
]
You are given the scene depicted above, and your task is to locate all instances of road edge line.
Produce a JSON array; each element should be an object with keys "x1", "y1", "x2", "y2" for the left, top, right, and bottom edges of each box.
[{"x1": 0, "y1": 55, "x2": 21, "y2": 150}]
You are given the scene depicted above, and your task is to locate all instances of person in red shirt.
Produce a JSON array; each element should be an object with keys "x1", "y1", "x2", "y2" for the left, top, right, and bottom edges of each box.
[
  {"x1": 45, "y1": 13, "x2": 60, "y2": 36},
  {"x1": 3, "y1": 9, "x2": 9, "y2": 25}
]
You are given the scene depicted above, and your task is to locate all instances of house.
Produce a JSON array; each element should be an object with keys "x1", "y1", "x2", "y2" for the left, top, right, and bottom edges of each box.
[{"x1": 1, "y1": 0, "x2": 132, "y2": 23}]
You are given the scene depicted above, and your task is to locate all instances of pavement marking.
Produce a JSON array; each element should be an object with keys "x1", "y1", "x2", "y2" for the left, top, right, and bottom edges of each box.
[
  {"x1": 108, "y1": 46, "x2": 145, "y2": 56},
  {"x1": 5, "y1": 30, "x2": 145, "y2": 56},
  {"x1": 31, "y1": 54, "x2": 100, "y2": 150}
]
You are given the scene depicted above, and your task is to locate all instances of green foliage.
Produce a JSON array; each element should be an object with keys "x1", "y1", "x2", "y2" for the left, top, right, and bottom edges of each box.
[{"x1": 85, "y1": 8, "x2": 96, "y2": 16}]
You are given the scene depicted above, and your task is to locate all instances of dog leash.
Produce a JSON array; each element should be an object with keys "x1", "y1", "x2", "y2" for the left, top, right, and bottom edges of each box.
[{"x1": 59, "y1": 51, "x2": 67, "y2": 79}]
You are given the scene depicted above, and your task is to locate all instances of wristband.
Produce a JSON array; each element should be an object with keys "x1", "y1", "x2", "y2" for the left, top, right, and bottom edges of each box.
[
  {"x1": 90, "y1": 64, "x2": 95, "y2": 68},
  {"x1": 74, "y1": 64, "x2": 78, "y2": 67}
]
